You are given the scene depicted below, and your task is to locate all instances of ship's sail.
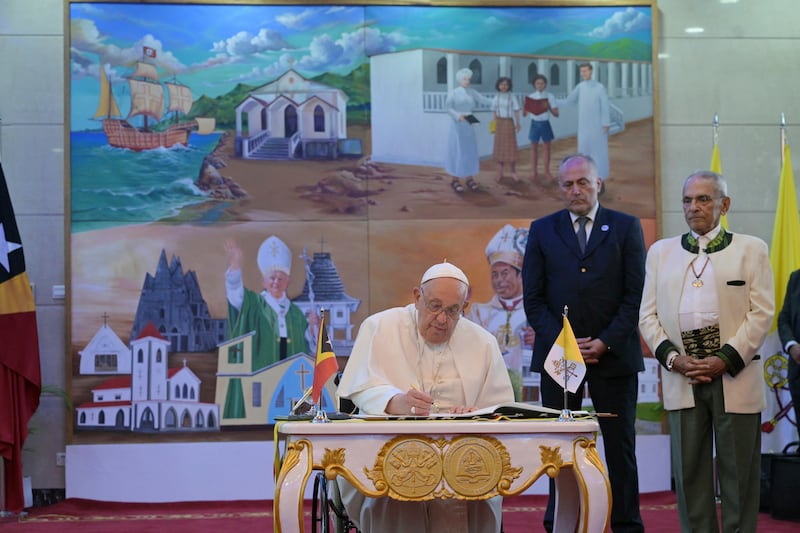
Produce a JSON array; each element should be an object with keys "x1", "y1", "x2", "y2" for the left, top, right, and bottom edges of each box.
[
  {"x1": 194, "y1": 118, "x2": 216, "y2": 135},
  {"x1": 93, "y1": 66, "x2": 122, "y2": 119},
  {"x1": 130, "y1": 61, "x2": 159, "y2": 82},
  {"x1": 128, "y1": 78, "x2": 165, "y2": 122},
  {"x1": 165, "y1": 81, "x2": 193, "y2": 115}
]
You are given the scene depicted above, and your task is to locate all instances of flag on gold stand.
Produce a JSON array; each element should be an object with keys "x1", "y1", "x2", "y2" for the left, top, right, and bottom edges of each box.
[
  {"x1": 312, "y1": 315, "x2": 338, "y2": 405},
  {"x1": 544, "y1": 314, "x2": 585, "y2": 394},
  {"x1": 0, "y1": 162, "x2": 41, "y2": 514}
]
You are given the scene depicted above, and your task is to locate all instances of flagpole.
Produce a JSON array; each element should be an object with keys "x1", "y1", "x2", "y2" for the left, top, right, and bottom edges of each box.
[
  {"x1": 710, "y1": 113, "x2": 729, "y2": 229},
  {"x1": 312, "y1": 308, "x2": 331, "y2": 424},
  {"x1": 781, "y1": 112, "x2": 786, "y2": 162},
  {"x1": 712, "y1": 113, "x2": 719, "y2": 146},
  {"x1": 300, "y1": 247, "x2": 317, "y2": 339},
  {"x1": 559, "y1": 305, "x2": 574, "y2": 422}
]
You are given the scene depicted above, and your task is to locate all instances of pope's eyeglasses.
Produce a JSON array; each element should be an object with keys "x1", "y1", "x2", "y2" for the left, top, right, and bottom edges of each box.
[{"x1": 420, "y1": 288, "x2": 463, "y2": 321}]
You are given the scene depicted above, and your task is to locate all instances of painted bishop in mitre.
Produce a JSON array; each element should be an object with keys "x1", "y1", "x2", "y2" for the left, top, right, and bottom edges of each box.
[{"x1": 466, "y1": 224, "x2": 535, "y2": 399}]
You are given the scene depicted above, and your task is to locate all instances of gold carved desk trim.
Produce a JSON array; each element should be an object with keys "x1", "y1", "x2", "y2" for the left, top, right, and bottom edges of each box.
[{"x1": 274, "y1": 419, "x2": 610, "y2": 533}]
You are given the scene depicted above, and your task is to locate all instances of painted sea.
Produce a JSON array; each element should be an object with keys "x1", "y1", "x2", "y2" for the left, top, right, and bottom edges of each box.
[{"x1": 70, "y1": 131, "x2": 222, "y2": 233}]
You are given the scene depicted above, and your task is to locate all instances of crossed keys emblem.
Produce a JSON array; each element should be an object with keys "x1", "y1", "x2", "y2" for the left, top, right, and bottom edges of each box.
[{"x1": 548, "y1": 359, "x2": 581, "y2": 381}]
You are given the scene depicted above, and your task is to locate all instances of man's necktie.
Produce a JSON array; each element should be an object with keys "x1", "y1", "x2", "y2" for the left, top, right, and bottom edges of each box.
[{"x1": 577, "y1": 216, "x2": 588, "y2": 253}]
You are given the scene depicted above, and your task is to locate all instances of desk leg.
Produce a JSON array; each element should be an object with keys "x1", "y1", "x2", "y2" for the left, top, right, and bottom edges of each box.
[
  {"x1": 553, "y1": 470, "x2": 580, "y2": 533},
  {"x1": 275, "y1": 440, "x2": 313, "y2": 533},
  {"x1": 574, "y1": 439, "x2": 612, "y2": 533},
  {"x1": 553, "y1": 439, "x2": 611, "y2": 533}
]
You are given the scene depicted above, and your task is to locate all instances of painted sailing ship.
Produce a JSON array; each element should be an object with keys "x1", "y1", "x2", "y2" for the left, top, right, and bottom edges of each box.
[{"x1": 94, "y1": 48, "x2": 214, "y2": 151}]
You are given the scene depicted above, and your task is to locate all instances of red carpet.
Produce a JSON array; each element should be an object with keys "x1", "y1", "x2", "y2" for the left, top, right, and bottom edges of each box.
[{"x1": 1, "y1": 492, "x2": 797, "y2": 531}]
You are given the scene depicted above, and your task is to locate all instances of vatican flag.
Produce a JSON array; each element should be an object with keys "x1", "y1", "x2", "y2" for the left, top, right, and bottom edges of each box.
[
  {"x1": 544, "y1": 315, "x2": 586, "y2": 394},
  {"x1": 760, "y1": 142, "x2": 800, "y2": 453}
]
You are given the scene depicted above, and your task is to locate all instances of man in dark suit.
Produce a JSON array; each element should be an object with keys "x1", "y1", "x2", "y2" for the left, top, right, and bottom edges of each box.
[
  {"x1": 522, "y1": 153, "x2": 646, "y2": 533},
  {"x1": 778, "y1": 269, "x2": 800, "y2": 441}
]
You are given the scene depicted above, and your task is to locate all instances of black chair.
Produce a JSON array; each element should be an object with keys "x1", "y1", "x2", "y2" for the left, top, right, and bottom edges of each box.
[
  {"x1": 335, "y1": 372, "x2": 357, "y2": 416},
  {"x1": 311, "y1": 472, "x2": 359, "y2": 533},
  {"x1": 311, "y1": 372, "x2": 360, "y2": 533}
]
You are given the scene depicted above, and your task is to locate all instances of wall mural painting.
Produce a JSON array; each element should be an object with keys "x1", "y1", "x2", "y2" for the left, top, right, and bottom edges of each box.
[{"x1": 68, "y1": 1, "x2": 659, "y2": 443}]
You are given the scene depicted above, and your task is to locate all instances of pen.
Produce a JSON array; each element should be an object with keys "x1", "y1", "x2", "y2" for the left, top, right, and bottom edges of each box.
[
  {"x1": 409, "y1": 384, "x2": 440, "y2": 409},
  {"x1": 289, "y1": 386, "x2": 313, "y2": 415}
]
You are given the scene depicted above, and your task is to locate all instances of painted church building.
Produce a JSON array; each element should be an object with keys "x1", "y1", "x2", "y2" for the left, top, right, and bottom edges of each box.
[
  {"x1": 215, "y1": 332, "x2": 337, "y2": 426},
  {"x1": 78, "y1": 319, "x2": 131, "y2": 375},
  {"x1": 75, "y1": 322, "x2": 220, "y2": 432},
  {"x1": 235, "y1": 69, "x2": 349, "y2": 160}
]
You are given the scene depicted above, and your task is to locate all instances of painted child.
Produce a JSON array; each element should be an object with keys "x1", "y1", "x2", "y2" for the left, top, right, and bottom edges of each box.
[
  {"x1": 491, "y1": 76, "x2": 521, "y2": 182},
  {"x1": 523, "y1": 74, "x2": 559, "y2": 181}
]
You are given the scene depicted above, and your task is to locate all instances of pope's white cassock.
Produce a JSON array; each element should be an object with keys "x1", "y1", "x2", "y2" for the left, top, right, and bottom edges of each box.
[
  {"x1": 337, "y1": 303, "x2": 514, "y2": 533},
  {"x1": 559, "y1": 79, "x2": 610, "y2": 179}
]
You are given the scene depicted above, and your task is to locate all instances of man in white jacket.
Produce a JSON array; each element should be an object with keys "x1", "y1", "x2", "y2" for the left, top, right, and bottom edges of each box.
[{"x1": 639, "y1": 170, "x2": 774, "y2": 532}]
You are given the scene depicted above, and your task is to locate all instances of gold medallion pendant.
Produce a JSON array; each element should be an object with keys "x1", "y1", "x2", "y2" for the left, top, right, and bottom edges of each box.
[{"x1": 691, "y1": 256, "x2": 710, "y2": 288}]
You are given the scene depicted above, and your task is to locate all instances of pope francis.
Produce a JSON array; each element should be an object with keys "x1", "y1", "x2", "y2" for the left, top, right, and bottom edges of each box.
[{"x1": 337, "y1": 261, "x2": 514, "y2": 533}]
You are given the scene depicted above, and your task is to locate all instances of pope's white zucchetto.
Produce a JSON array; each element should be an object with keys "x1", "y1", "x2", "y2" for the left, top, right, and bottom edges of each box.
[{"x1": 420, "y1": 261, "x2": 469, "y2": 287}]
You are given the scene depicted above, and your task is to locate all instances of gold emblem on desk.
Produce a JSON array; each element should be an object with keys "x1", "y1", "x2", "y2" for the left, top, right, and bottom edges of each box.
[
  {"x1": 379, "y1": 437, "x2": 442, "y2": 499},
  {"x1": 444, "y1": 437, "x2": 506, "y2": 497},
  {"x1": 365, "y1": 435, "x2": 521, "y2": 501}
]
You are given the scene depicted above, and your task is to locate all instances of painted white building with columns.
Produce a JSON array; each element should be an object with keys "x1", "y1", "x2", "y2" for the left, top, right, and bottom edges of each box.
[{"x1": 370, "y1": 48, "x2": 653, "y2": 167}]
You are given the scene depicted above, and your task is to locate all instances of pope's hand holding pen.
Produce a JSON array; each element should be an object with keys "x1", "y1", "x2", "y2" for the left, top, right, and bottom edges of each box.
[{"x1": 406, "y1": 384, "x2": 436, "y2": 415}]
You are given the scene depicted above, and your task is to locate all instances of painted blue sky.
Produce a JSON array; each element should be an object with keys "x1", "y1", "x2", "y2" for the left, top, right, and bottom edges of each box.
[{"x1": 70, "y1": 3, "x2": 651, "y2": 131}]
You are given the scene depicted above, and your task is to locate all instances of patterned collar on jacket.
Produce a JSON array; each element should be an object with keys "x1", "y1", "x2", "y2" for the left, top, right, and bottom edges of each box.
[{"x1": 681, "y1": 229, "x2": 732, "y2": 254}]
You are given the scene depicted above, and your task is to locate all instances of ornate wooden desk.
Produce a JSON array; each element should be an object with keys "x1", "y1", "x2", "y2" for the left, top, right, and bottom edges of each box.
[{"x1": 274, "y1": 418, "x2": 610, "y2": 533}]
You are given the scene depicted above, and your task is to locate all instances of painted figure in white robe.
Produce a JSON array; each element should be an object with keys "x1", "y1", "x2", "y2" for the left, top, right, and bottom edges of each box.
[
  {"x1": 224, "y1": 236, "x2": 318, "y2": 373},
  {"x1": 466, "y1": 224, "x2": 535, "y2": 400},
  {"x1": 338, "y1": 262, "x2": 514, "y2": 533},
  {"x1": 445, "y1": 68, "x2": 493, "y2": 193},
  {"x1": 558, "y1": 63, "x2": 610, "y2": 180}
]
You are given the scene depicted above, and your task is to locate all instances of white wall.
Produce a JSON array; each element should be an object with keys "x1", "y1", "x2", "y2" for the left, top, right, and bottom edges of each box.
[
  {"x1": 3, "y1": 0, "x2": 800, "y2": 495},
  {"x1": 657, "y1": 0, "x2": 800, "y2": 241},
  {"x1": 65, "y1": 434, "x2": 669, "y2": 501}
]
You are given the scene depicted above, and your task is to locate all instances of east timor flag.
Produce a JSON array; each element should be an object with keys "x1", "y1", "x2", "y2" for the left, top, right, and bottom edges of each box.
[
  {"x1": 311, "y1": 315, "x2": 338, "y2": 405},
  {"x1": 0, "y1": 162, "x2": 41, "y2": 514}
]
